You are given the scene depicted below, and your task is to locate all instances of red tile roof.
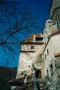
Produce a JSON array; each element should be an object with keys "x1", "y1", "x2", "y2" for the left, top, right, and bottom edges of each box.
[
  {"x1": 54, "y1": 52, "x2": 60, "y2": 57},
  {"x1": 24, "y1": 34, "x2": 43, "y2": 43},
  {"x1": 36, "y1": 34, "x2": 42, "y2": 38},
  {"x1": 51, "y1": 30, "x2": 59, "y2": 35},
  {"x1": 24, "y1": 34, "x2": 34, "y2": 42}
]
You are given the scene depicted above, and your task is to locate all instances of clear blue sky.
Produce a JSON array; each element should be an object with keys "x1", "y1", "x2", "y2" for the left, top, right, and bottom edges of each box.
[{"x1": 0, "y1": 0, "x2": 52, "y2": 67}]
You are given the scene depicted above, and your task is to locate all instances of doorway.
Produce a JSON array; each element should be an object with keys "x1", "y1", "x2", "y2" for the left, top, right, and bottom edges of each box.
[{"x1": 36, "y1": 70, "x2": 41, "y2": 78}]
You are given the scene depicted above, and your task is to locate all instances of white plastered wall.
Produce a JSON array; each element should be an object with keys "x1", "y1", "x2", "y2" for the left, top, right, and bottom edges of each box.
[
  {"x1": 43, "y1": 33, "x2": 60, "y2": 78},
  {"x1": 16, "y1": 44, "x2": 44, "y2": 79},
  {"x1": 51, "y1": 33, "x2": 60, "y2": 53}
]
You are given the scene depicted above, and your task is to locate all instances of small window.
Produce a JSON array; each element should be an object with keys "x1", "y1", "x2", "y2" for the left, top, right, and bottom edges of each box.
[
  {"x1": 24, "y1": 74, "x2": 27, "y2": 77},
  {"x1": 21, "y1": 73, "x2": 23, "y2": 75},
  {"x1": 29, "y1": 66, "x2": 30, "y2": 68},
  {"x1": 47, "y1": 49, "x2": 49, "y2": 55},
  {"x1": 45, "y1": 54, "x2": 46, "y2": 60},
  {"x1": 48, "y1": 21, "x2": 52, "y2": 23},
  {"x1": 35, "y1": 38, "x2": 43, "y2": 41},
  {"x1": 47, "y1": 69, "x2": 49, "y2": 77},
  {"x1": 31, "y1": 46, "x2": 34, "y2": 49}
]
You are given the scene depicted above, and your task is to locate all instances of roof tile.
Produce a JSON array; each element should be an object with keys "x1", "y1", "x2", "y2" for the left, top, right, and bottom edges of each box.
[
  {"x1": 54, "y1": 52, "x2": 60, "y2": 57},
  {"x1": 51, "y1": 30, "x2": 59, "y2": 35},
  {"x1": 24, "y1": 34, "x2": 43, "y2": 42}
]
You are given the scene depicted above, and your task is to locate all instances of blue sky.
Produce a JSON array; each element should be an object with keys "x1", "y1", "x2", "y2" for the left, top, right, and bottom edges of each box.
[{"x1": 0, "y1": 0, "x2": 52, "y2": 67}]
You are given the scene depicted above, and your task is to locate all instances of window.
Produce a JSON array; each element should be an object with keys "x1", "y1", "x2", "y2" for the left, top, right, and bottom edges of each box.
[
  {"x1": 31, "y1": 46, "x2": 34, "y2": 49},
  {"x1": 29, "y1": 66, "x2": 30, "y2": 68},
  {"x1": 47, "y1": 49, "x2": 49, "y2": 55},
  {"x1": 48, "y1": 21, "x2": 52, "y2": 23},
  {"x1": 36, "y1": 70, "x2": 41, "y2": 78},
  {"x1": 47, "y1": 69, "x2": 49, "y2": 78},
  {"x1": 21, "y1": 73, "x2": 23, "y2": 75},
  {"x1": 45, "y1": 54, "x2": 46, "y2": 60},
  {"x1": 35, "y1": 38, "x2": 43, "y2": 41},
  {"x1": 24, "y1": 74, "x2": 27, "y2": 77},
  {"x1": 50, "y1": 64, "x2": 53, "y2": 76}
]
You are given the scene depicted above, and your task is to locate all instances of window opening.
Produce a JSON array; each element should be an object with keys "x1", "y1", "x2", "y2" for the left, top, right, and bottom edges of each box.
[
  {"x1": 45, "y1": 54, "x2": 46, "y2": 60},
  {"x1": 29, "y1": 66, "x2": 30, "y2": 68},
  {"x1": 31, "y1": 46, "x2": 34, "y2": 49},
  {"x1": 50, "y1": 64, "x2": 53, "y2": 76},
  {"x1": 47, "y1": 49, "x2": 49, "y2": 55},
  {"x1": 35, "y1": 70, "x2": 41, "y2": 78},
  {"x1": 21, "y1": 73, "x2": 23, "y2": 75},
  {"x1": 35, "y1": 38, "x2": 43, "y2": 41},
  {"x1": 47, "y1": 69, "x2": 49, "y2": 78}
]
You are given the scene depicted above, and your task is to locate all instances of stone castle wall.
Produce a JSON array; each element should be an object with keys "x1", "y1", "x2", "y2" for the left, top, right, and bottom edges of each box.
[
  {"x1": 49, "y1": 0, "x2": 60, "y2": 30},
  {"x1": 50, "y1": 0, "x2": 60, "y2": 17}
]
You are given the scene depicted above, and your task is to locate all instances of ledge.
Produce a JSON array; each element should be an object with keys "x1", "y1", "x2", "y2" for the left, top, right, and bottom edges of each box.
[
  {"x1": 20, "y1": 50, "x2": 35, "y2": 52},
  {"x1": 21, "y1": 42, "x2": 44, "y2": 45}
]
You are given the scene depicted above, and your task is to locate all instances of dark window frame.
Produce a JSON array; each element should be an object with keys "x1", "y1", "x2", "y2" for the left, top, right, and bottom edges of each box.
[
  {"x1": 21, "y1": 73, "x2": 23, "y2": 75},
  {"x1": 35, "y1": 37, "x2": 43, "y2": 41},
  {"x1": 47, "y1": 49, "x2": 49, "y2": 55},
  {"x1": 31, "y1": 46, "x2": 34, "y2": 49},
  {"x1": 29, "y1": 66, "x2": 30, "y2": 68}
]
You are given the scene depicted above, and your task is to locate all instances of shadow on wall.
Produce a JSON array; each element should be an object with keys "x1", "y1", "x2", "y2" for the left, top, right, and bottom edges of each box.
[{"x1": 35, "y1": 54, "x2": 42, "y2": 63}]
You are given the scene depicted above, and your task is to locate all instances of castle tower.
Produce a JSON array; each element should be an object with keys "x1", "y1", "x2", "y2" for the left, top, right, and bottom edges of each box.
[
  {"x1": 43, "y1": 19, "x2": 60, "y2": 83},
  {"x1": 49, "y1": 0, "x2": 60, "y2": 30},
  {"x1": 16, "y1": 33, "x2": 44, "y2": 79}
]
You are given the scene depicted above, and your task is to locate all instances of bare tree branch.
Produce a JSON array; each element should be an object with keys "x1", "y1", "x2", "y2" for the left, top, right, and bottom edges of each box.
[{"x1": 0, "y1": 0, "x2": 42, "y2": 66}]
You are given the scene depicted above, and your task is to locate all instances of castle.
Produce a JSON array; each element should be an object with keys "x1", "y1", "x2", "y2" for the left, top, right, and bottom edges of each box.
[{"x1": 9, "y1": 0, "x2": 60, "y2": 90}]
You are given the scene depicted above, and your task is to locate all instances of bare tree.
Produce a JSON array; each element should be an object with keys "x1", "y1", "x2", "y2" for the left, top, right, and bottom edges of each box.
[{"x1": 0, "y1": 0, "x2": 41, "y2": 66}]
